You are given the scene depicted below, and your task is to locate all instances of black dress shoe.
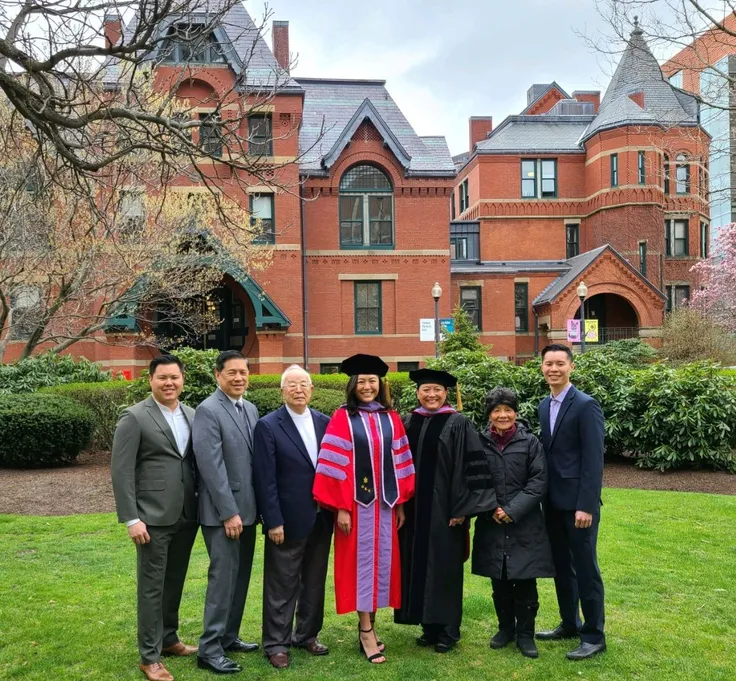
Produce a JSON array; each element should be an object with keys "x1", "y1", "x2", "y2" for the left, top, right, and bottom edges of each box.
[
  {"x1": 225, "y1": 639, "x2": 259, "y2": 654},
  {"x1": 566, "y1": 642, "x2": 606, "y2": 660},
  {"x1": 434, "y1": 639, "x2": 456, "y2": 654},
  {"x1": 197, "y1": 655, "x2": 242, "y2": 674},
  {"x1": 536, "y1": 625, "x2": 579, "y2": 641},
  {"x1": 416, "y1": 634, "x2": 436, "y2": 647}
]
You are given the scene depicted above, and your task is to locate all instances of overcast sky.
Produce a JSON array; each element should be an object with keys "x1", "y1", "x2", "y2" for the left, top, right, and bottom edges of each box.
[{"x1": 264, "y1": 0, "x2": 623, "y2": 156}]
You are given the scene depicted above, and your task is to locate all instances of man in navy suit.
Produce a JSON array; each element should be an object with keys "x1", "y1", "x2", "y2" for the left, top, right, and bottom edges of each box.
[
  {"x1": 536, "y1": 344, "x2": 606, "y2": 660},
  {"x1": 253, "y1": 365, "x2": 333, "y2": 670}
]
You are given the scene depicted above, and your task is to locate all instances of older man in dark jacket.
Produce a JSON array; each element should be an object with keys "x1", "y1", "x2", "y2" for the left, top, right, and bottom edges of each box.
[
  {"x1": 253, "y1": 365, "x2": 333, "y2": 670},
  {"x1": 472, "y1": 388, "x2": 554, "y2": 659}
]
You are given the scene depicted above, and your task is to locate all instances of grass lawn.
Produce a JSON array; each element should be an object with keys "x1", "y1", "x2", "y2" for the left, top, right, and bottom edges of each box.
[{"x1": 1, "y1": 487, "x2": 734, "y2": 681}]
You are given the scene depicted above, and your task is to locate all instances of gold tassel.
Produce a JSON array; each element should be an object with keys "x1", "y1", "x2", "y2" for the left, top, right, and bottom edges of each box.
[
  {"x1": 384, "y1": 376, "x2": 392, "y2": 406},
  {"x1": 456, "y1": 383, "x2": 463, "y2": 412}
]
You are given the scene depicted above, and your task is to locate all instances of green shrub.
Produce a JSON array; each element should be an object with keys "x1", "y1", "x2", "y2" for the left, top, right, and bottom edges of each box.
[
  {"x1": 0, "y1": 394, "x2": 95, "y2": 468},
  {"x1": 247, "y1": 387, "x2": 345, "y2": 418},
  {"x1": 587, "y1": 338, "x2": 658, "y2": 367},
  {"x1": 0, "y1": 353, "x2": 111, "y2": 395},
  {"x1": 628, "y1": 362, "x2": 736, "y2": 472},
  {"x1": 40, "y1": 381, "x2": 129, "y2": 450}
]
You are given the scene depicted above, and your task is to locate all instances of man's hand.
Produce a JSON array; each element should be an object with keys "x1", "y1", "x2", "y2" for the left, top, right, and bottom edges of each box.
[
  {"x1": 268, "y1": 525, "x2": 285, "y2": 545},
  {"x1": 224, "y1": 514, "x2": 243, "y2": 539},
  {"x1": 574, "y1": 510, "x2": 593, "y2": 529},
  {"x1": 449, "y1": 516, "x2": 465, "y2": 527},
  {"x1": 396, "y1": 504, "x2": 406, "y2": 530},
  {"x1": 337, "y1": 509, "x2": 351, "y2": 536},
  {"x1": 128, "y1": 521, "x2": 150, "y2": 545}
]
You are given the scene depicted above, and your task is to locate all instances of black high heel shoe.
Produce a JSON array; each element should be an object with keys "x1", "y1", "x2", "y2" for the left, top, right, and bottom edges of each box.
[
  {"x1": 358, "y1": 627, "x2": 386, "y2": 664},
  {"x1": 358, "y1": 623, "x2": 385, "y2": 652}
]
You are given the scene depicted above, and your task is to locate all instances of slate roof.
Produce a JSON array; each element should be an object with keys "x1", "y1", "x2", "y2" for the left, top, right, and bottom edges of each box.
[
  {"x1": 533, "y1": 244, "x2": 666, "y2": 305},
  {"x1": 533, "y1": 246, "x2": 608, "y2": 305},
  {"x1": 581, "y1": 23, "x2": 699, "y2": 142},
  {"x1": 475, "y1": 115, "x2": 594, "y2": 154},
  {"x1": 102, "y1": 0, "x2": 301, "y2": 92},
  {"x1": 296, "y1": 78, "x2": 455, "y2": 176}
]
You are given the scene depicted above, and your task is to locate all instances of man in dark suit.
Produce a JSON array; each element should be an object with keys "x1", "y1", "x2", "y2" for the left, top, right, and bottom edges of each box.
[
  {"x1": 192, "y1": 350, "x2": 259, "y2": 675},
  {"x1": 111, "y1": 355, "x2": 199, "y2": 681},
  {"x1": 253, "y1": 365, "x2": 333, "y2": 670},
  {"x1": 536, "y1": 343, "x2": 606, "y2": 660}
]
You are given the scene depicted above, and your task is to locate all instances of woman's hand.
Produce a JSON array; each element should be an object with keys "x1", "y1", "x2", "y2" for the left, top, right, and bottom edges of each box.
[
  {"x1": 494, "y1": 507, "x2": 512, "y2": 523},
  {"x1": 337, "y1": 509, "x2": 351, "y2": 535},
  {"x1": 449, "y1": 516, "x2": 465, "y2": 527},
  {"x1": 395, "y1": 504, "x2": 406, "y2": 530}
]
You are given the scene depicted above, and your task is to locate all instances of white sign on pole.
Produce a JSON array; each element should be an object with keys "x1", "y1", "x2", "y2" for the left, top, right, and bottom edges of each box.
[{"x1": 419, "y1": 318, "x2": 435, "y2": 342}]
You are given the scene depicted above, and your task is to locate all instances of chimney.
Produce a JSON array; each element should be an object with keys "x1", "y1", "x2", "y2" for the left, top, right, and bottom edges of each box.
[
  {"x1": 469, "y1": 116, "x2": 493, "y2": 152},
  {"x1": 272, "y1": 20, "x2": 290, "y2": 73},
  {"x1": 628, "y1": 91, "x2": 645, "y2": 108},
  {"x1": 573, "y1": 90, "x2": 601, "y2": 113},
  {"x1": 103, "y1": 12, "x2": 122, "y2": 49}
]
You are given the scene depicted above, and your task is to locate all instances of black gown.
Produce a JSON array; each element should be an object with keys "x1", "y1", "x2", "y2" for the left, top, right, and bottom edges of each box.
[{"x1": 395, "y1": 410, "x2": 496, "y2": 635}]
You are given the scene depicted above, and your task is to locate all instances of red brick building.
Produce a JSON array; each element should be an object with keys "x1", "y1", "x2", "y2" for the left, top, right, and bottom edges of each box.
[
  {"x1": 452, "y1": 23, "x2": 709, "y2": 360},
  {"x1": 0, "y1": 11, "x2": 711, "y2": 373}
]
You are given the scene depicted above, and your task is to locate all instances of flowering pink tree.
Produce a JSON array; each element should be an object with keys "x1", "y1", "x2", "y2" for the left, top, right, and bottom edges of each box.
[{"x1": 690, "y1": 224, "x2": 736, "y2": 333}]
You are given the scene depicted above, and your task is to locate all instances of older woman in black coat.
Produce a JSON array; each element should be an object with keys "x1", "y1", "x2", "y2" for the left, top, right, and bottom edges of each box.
[{"x1": 471, "y1": 388, "x2": 554, "y2": 659}]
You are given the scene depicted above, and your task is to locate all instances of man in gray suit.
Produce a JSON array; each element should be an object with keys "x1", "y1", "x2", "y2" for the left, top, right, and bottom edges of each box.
[
  {"x1": 192, "y1": 350, "x2": 259, "y2": 675},
  {"x1": 111, "y1": 355, "x2": 199, "y2": 681}
]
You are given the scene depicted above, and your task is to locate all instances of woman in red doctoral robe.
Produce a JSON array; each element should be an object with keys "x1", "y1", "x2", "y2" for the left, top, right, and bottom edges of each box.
[{"x1": 312, "y1": 354, "x2": 415, "y2": 664}]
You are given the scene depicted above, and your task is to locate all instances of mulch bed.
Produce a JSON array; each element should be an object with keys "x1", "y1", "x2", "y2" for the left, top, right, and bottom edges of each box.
[{"x1": 0, "y1": 451, "x2": 734, "y2": 517}]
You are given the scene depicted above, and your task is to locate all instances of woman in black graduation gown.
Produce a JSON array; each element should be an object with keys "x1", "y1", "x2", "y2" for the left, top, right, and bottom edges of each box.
[{"x1": 395, "y1": 369, "x2": 496, "y2": 653}]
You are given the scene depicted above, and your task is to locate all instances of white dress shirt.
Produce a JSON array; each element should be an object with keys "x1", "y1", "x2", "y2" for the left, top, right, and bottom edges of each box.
[
  {"x1": 154, "y1": 399, "x2": 190, "y2": 457},
  {"x1": 285, "y1": 404, "x2": 318, "y2": 467}
]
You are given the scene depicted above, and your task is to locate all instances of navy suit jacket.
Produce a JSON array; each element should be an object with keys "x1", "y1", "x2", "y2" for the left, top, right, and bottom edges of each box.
[
  {"x1": 538, "y1": 385, "x2": 605, "y2": 514},
  {"x1": 253, "y1": 405, "x2": 332, "y2": 542}
]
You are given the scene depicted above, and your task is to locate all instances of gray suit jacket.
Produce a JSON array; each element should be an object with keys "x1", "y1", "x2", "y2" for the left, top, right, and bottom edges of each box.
[
  {"x1": 111, "y1": 396, "x2": 197, "y2": 526},
  {"x1": 192, "y1": 389, "x2": 258, "y2": 527}
]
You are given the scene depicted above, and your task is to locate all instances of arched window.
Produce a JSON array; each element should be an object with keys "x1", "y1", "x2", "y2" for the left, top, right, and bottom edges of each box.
[
  {"x1": 663, "y1": 153, "x2": 670, "y2": 194},
  {"x1": 339, "y1": 165, "x2": 393, "y2": 248},
  {"x1": 675, "y1": 153, "x2": 690, "y2": 194},
  {"x1": 161, "y1": 24, "x2": 227, "y2": 64}
]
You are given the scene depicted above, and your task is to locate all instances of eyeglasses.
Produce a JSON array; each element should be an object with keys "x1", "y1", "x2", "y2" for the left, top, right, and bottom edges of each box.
[{"x1": 283, "y1": 382, "x2": 311, "y2": 390}]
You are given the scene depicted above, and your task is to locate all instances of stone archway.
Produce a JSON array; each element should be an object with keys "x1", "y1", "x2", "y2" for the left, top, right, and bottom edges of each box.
[{"x1": 573, "y1": 292, "x2": 639, "y2": 343}]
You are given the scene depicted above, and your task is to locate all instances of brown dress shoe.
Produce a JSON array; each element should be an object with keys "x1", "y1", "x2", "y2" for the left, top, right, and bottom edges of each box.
[
  {"x1": 139, "y1": 661, "x2": 174, "y2": 681},
  {"x1": 298, "y1": 640, "x2": 329, "y2": 656},
  {"x1": 268, "y1": 652, "x2": 290, "y2": 669},
  {"x1": 162, "y1": 641, "x2": 198, "y2": 657}
]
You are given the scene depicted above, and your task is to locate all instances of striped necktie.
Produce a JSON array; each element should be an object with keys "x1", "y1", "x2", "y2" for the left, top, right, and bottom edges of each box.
[{"x1": 234, "y1": 401, "x2": 251, "y2": 437}]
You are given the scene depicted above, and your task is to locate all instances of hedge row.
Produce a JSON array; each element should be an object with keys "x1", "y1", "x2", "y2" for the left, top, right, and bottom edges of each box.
[
  {"x1": 0, "y1": 394, "x2": 95, "y2": 468},
  {"x1": 0, "y1": 353, "x2": 111, "y2": 395},
  {"x1": 40, "y1": 381, "x2": 129, "y2": 450}
]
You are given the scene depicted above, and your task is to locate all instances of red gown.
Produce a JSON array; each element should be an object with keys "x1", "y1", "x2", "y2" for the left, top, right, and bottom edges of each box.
[{"x1": 313, "y1": 405, "x2": 415, "y2": 614}]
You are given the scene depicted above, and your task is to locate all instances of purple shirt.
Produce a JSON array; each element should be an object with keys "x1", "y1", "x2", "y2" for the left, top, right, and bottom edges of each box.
[{"x1": 549, "y1": 383, "x2": 573, "y2": 434}]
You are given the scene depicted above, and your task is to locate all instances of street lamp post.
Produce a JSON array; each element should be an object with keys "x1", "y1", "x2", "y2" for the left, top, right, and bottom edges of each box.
[
  {"x1": 577, "y1": 280, "x2": 588, "y2": 354},
  {"x1": 432, "y1": 281, "x2": 443, "y2": 358}
]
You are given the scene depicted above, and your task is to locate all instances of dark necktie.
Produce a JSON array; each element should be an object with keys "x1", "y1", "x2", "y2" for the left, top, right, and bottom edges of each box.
[{"x1": 235, "y1": 401, "x2": 251, "y2": 437}]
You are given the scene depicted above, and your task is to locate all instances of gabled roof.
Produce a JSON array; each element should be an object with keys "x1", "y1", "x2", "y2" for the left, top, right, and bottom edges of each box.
[
  {"x1": 321, "y1": 98, "x2": 412, "y2": 170},
  {"x1": 521, "y1": 82, "x2": 571, "y2": 114},
  {"x1": 533, "y1": 244, "x2": 666, "y2": 306},
  {"x1": 581, "y1": 23, "x2": 698, "y2": 143},
  {"x1": 475, "y1": 115, "x2": 593, "y2": 154},
  {"x1": 103, "y1": 1, "x2": 301, "y2": 92},
  {"x1": 296, "y1": 78, "x2": 455, "y2": 177}
]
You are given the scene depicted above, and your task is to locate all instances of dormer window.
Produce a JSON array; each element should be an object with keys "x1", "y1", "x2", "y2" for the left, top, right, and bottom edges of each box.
[{"x1": 160, "y1": 24, "x2": 227, "y2": 64}]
